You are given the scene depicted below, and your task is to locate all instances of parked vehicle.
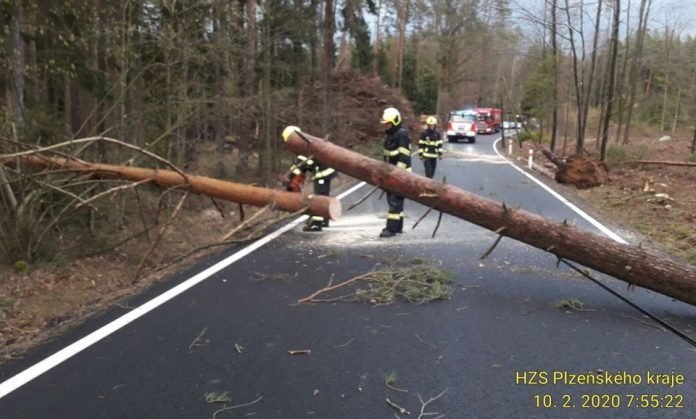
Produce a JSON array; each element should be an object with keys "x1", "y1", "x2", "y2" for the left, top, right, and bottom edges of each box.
[
  {"x1": 446, "y1": 110, "x2": 477, "y2": 143},
  {"x1": 474, "y1": 107, "x2": 502, "y2": 134}
]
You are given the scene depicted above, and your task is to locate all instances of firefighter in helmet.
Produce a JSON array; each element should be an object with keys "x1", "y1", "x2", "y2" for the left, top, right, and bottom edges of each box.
[
  {"x1": 283, "y1": 128, "x2": 337, "y2": 232},
  {"x1": 379, "y1": 107, "x2": 412, "y2": 238},
  {"x1": 418, "y1": 116, "x2": 443, "y2": 179}
]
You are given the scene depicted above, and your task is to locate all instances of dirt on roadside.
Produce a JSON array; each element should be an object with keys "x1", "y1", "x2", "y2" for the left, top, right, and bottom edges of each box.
[
  {"x1": 512, "y1": 133, "x2": 696, "y2": 265},
  {"x1": 2, "y1": 72, "x2": 694, "y2": 367}
]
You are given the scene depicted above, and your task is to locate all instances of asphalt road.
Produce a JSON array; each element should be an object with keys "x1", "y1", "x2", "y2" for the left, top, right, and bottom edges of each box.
[{"x1": 1, "y1": 133, "x2": 694, "y2": 418}]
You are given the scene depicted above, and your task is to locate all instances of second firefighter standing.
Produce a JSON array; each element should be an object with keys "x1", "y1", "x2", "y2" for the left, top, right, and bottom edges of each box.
[
  {"x1": 418, "y1": 116, "x2": 443, "y2": 179},
  {"x1": 379, "y1": 107, "x2": 412, "y2": 238},
  {"x1": 286, "y1": 154, "x2": 336, "y2": 232}
]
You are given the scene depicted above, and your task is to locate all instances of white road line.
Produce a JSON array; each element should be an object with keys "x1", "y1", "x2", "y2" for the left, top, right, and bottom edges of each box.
[
  {"x1": 0, "y1": 146, "x2": 623, "y2": 398},
  {"x1": 492, "y1": 137, "x2": 627, "y2": 244},
  {"x1": 0, "y1": 181, "x2": 368, "y2": 400}
]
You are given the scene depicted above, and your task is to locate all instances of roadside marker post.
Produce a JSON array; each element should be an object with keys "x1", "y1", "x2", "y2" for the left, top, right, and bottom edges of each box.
[{"x1": 528, "y1": 149, "x2": 533, "y2": 169}]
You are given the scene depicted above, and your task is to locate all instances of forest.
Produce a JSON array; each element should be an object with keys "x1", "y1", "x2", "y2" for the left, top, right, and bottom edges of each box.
[{"x1": 1, "y1": 0, "x2": 695, "y2": 264}]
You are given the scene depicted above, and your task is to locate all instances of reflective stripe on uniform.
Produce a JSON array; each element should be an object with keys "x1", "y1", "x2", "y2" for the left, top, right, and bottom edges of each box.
[
  {"x1": 419, "y1": 140, "x2": 439, "y2": 146},
  {"x1": 396, "y1": 161, "x2": 411, "y2": 169},
  {"x1": 311, "y1": 216, "x2": 324, "y2": 222},
  {"x1": 314, "y1": 167, "x2": 335, "y2": 179},
  {"x1": 422, "y1": 152, "x2": 438, "y2": 158},
  {"x1": 297, "y1": 155, "x2": 314, "y2": 165},
  {"x1": 291, "y1": 167, "x2": 302, "y2": 175},
  {"x1": 398, "y1": 147, "x2": 411, "y2": 155},
  {"x1": 384, "y1": 149, "x2": 400, "y2": 157},
  {"x1": 387, "y1": 212, "x2": 402, "y2": 220}
]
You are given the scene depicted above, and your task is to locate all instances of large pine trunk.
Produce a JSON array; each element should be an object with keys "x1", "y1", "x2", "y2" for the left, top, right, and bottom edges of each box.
[
  {"x1": 11, "y1": 155, "x2": 341, "y2": 220},
  {"x1": 283, "y1": 129, "x2": 696, "y2": 307}
]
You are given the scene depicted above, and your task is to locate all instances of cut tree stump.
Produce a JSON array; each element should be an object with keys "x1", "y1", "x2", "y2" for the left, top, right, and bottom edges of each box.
[
  {"x1": 7, "y1": 154, "x2": 341, "y2": 220},
  {"x1": 282, "y1": 127, "x2": 696, "y2": 307}
]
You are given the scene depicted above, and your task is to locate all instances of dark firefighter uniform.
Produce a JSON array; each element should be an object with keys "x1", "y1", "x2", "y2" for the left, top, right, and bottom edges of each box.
[
  {"x1": 418, "y1": 120, "x2": 443, "y2": 179},
  {"x1": 380, "y1": 107, "x2": 412, "y2": 237},
  {"x1": 286, "y1": 154, "x2": 336, "y2": 232}
]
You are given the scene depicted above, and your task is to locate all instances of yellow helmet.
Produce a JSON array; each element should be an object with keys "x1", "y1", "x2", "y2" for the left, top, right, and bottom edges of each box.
[
  {"x1": 426, "y1": 116, "x2": 437, "y2": 126},
  {"x1": 380, "y1": 107, "x2": 401, "y2": 126},
  {"x1": 282, "y1": 125, "x2": 301, "y2": 142}
]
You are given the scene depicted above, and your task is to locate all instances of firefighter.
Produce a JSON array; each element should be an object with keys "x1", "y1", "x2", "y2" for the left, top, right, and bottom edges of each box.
[
  {"x1": 285, "y1": 152, "x2": 336, "y2": 232},
  {"x1": 418, "y1": 116, "x2": 443, "y2": 178},
  {"x1": 379, "y1": 107, "x2": 412, "y2": 238}
]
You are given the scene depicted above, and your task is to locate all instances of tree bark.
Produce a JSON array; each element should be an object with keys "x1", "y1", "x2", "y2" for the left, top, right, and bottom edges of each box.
[
  {"x1": 395, "y1": 0, "x2": 409, "y2": 89},
  {"x1": 322, "y1": 0, "x2": 335, "y2": 134},
  {"x1": 283, "y1": 129, "x2": 696, "y2": 306},
  {"x1": 660, "y1": 28, "x2": 673, "y2": 131},
  {"x1": 550, "y1": 0, "x2": 558, "y2": 152},
  {"x1": 9, "y1": 155, "x2": 341, "y2": 220},
  {"x1": 620, "y1": 160, "x2": 696, "y2": 167},
  {"x1": 564, "y1": 0, "x2": 585, "y2": 155},
  {"x1": 671, "y1": 88, "x2": 680, "y2": 133},
  {"x1": 600, "y1": 0, "x2": 621, "y2": 162},
  {"x1": 542, "y1": 149, "x2": 566, "y2": 168},
  {"x1": 10, "y1": 0, "x2": 25, "y2": 127},
  {"x1": 622, "y1": 0, "x2": 652, "y2": 145},
  {"x1": 582, "y1": 0, "x2": 603, "y2": 150},
  {"x1": 615, "y1": 0, "x2": 631, "y2": 143}
]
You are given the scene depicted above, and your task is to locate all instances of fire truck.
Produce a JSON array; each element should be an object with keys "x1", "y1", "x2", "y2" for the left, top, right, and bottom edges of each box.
[
  {"x1": 474, "y1": 108, "x2": 502, "y2": 134},
  {"x1": 445, "y1": 109, "x2": 478, "y2": 143}
]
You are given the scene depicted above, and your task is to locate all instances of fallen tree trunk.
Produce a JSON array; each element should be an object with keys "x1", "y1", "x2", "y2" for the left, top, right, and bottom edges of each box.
[
  {"x1": 6, "y1": 154, "x2": 341, "y2": 220},
  {"x1": 620, "y1": 160, "x2": 696, "y2": 167},
  {"x1": 282, "y1": 127, "x2": 696, "y2": 307},
  {"x1": 542, "y1": 148, "x2": 566, "y2": 168}
]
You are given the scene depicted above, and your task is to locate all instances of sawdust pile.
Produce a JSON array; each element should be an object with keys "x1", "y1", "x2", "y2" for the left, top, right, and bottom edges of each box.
[{"x1": 293, "y1": 69, "x2": 420, "y2": 148}]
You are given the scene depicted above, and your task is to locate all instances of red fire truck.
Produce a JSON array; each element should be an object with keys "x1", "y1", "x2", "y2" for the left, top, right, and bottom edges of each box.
[{"x1": 474, "y1": 108, "x2": 502, "y2": 134}]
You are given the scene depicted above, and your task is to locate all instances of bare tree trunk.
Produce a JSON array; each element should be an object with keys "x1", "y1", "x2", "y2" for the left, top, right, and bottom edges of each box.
[
  {"x1": 64, "y1": 75, "x2": 73, "y2": 136},
  {"x1": 564, "y1": 0, "x2": 585, "y2": 155},
  {"x1": 372, "y1": 0, "x2": 383, "y2": 76},
  {"x1": 214, "y1": 2, "x2": 226, "y2": 178},
  {"x1": 615, "y1": 0, "x2": 631, "y2": 142},
  {"x1": 10, "y1": 0, "x2": 25, "y2": 127},
  {"x1": 600, "y1": 0, "x2": 621, "y2": 162},
  {"x1": 322, "y1": 0, "x2": 334, "y2": 134},
  {"x1": 620, "y1": 159, "x2": 696, "y2": 167},
  {"x1": 563, "y1": 87, "x2": 571, "y2": 155},
  {"x1": 260, "y1": 4, "x2": 273, "y2": 181},
  {"x1": 244, "y1": 0, "x2": 257, "y2": 95},
  {"x1": 659, "y1": 29, "x2": 673, "y2": 131},
  {"x1": 671, "y1": 88, "x2": 680, "y2": 133},
  {"x1": 283, "y1": 129, "x2": 696, "y2": 306},
  {"x1": 309, "y1": 0, "x2": 319, "y2": 81},
  {"x1": 396, "y1": 0, "x2": 410, "y2": 89},
  {"x1": 582, "y1": 0, "x2": 603, "y2": 149},
  {"x1": 550, "y1": 0, "x2": 559, "y2": 152},
  {"x1": 622, "y1": 0, "x2": 652, "y2": 145}
]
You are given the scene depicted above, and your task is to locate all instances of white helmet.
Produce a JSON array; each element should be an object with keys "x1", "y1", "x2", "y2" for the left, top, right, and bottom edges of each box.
[{"x1": 380, "y1": 107, "x2": 402, "y2": 126}]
